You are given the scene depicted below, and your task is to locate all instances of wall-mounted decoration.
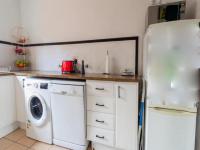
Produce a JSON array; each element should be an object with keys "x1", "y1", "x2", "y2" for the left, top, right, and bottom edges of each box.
[{"x1": 12, "y1": 27, "x2": 30, "y2": 71}]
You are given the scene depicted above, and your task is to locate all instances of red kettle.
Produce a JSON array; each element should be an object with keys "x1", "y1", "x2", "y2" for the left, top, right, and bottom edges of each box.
[{"x1": 60, "y1": 60, "x2": 74, "y2": 74}]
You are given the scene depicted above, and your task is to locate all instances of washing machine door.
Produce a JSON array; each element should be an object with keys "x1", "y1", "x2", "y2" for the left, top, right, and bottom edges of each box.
[{"x1": 27, "y1": 93, "x2": 48, "y2": 127}]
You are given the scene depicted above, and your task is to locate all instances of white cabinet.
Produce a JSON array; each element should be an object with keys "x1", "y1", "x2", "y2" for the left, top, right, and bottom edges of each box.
[
  {"x1": 87, "y1": 111, "x2": 114, "y2": 130},
  {"x1": 0, "y1": 76, "x2": 17, "y2": 137},
  {"x1": 87, "y1": 81, "x2": 139, "y2": 150},
  {"x1": 87, "y1": 126, "x2": 115, "y2": 147},
  {"x1": 87, "y1": 81, "x2": 114, "y2": 97},
  {"x1": 15, "y1": 76, "x2": 26, "y2": 125},
  {"x1": 87, "y1": 96, "x2": 115, "y2": 114},
  {"x1": 115, "y1": 83, "x2": 138, "y2": 150},
  {"x1": 87, "y1": 81, "x2": 116, "y2": 148}
]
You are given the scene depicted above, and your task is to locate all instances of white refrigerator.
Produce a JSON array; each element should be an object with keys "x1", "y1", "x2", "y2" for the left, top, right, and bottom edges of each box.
[{"x1": 144, "y1": 19, "x2": 200, "y2": 150}]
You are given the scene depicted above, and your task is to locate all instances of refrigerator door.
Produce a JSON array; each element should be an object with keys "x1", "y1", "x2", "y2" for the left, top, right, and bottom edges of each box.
[
  {"x1": 144, "y1": 19, "x2": 200, "y2": 107},
  {"x1": 145, "y1": 107, "x2": 196, "y2": 150}
]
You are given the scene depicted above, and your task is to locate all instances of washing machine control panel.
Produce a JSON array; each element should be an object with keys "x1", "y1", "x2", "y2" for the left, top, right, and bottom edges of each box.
[
  {"x1": 40, "y1": 83, "x2": 48, "y2": 89},
  {"x1": 25, "y1": 79, "x2": 49, "y2": 90},
  {"x1": 33, "y1": 83, "x2": 39, "y2": 88},
  {"x1": 26, "y1": 82, "x2": 48, "y2": 89}
]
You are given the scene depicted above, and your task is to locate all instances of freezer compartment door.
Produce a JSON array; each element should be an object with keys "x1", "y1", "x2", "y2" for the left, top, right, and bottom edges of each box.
[{"x1": 145, "y1": 107, "x2": 196, "y2": 150}]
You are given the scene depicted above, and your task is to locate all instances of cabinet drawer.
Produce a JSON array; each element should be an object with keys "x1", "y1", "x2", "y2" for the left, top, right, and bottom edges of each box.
[
  {"x1": 92, "y1": 142, "x2": 116, "y2": 150},
  {"x1": 87, "y1": 111, "x2": 114, "y2": 130},
  {"x1": 87, "y1": 96, "x2": 115, "y2": 114},
  {"x1": 87, "y1": 81, "x2": 114, "y2": 97},
  {"x1": 87, "y1": 126, "x2": 114, "y2": 147}
]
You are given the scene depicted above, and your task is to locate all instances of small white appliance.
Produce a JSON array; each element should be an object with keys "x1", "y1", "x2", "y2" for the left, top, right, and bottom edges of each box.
[
  {"x1": 144, "y1": 20, "x2": 200, "y2": 150},
  {"x1": 24, "y1": 78, "x2": 52, "y2": 144},
  {"x1": 50, "y1": 80, "x2": 88, "y2": 150}
]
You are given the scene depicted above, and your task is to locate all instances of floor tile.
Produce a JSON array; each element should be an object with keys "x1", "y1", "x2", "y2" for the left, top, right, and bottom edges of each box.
[
  {"x1": 0, "y1": 138, "x2": 14, "y2": 150},
  {"x1": 6, "y1": 143, "x2": 27, "y2": 150},
  {"x1": 30, "y1": 142, "x2": 52, "y2": 150},
  {"x1": 5, "y1": 129, "x2": 26, "y2": 142},
  {"x1": 17, "y1": 136, "x2": 36, "y2": 147},
  {"x1": 2, "y1": 129, "x2": 91, "y2": 150},
  {"x1": 88, "y1": 146, "x2": 92, "y2": 150}
]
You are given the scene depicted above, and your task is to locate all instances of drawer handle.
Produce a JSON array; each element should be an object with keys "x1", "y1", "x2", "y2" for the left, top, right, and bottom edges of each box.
[
  {"x1": 52, "y1": 91, "x2": 67, "y2": 95},
  {"x1": 96, "y1": 135, "x2": 105, "y2": 139},
  {"x1": 118, "y1": 86, "x2": 121, "y2": 98},
  {"x1": 96, "y1": 120, "x2": 105, "y2": 123},
  {"x1": 96, "y1": 103, "x2": 105, "y2": 107},
  {"x1": 26, "y1": 83, "x2": 32, "y2": 86},
  {"x1": 22, "y1": 79, "x2": 25, "y2": 88},
  {"x1": 95, "y1": 88, "x2": 105, "y2": 91}
]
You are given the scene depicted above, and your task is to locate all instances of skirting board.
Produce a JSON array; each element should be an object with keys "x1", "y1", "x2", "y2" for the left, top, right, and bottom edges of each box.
[{"x1": 0, "y1": 122, "x2": 19, "y2": 138}]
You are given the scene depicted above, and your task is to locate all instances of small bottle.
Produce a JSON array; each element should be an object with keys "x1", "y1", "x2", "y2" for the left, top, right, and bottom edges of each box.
[
  {"x1": 105, "y1": 50, "x2": 110, "y2": 75},
  {"x1": 81, "y1": 60, "x2": 85, "y2": 75},
  {"x1": 73, "y1": 58, "x2": 78, "y2": 73}
]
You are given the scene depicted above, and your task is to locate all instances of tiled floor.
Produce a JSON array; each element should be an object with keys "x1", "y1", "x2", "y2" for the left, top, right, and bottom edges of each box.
[{"x1": 0, "y1": 129, "x2": 90, "y2": 150}]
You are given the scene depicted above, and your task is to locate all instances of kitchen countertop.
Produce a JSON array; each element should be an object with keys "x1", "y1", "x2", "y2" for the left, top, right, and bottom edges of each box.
[
  {"x1": 0, "y1": 72, "x2": 14, "y2": 76},
  {"x1": 0, "y1": 71, "x2": 141, "y2": 82}
]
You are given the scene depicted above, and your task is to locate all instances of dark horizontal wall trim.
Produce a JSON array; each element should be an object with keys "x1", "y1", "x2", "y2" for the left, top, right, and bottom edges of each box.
[
  {"x1": 0, "y1": 40, "x2": 20, "y2": 46},
  {"x1": 135, "y1": 37, "x2": 139, "y2": 76},
  {"x1": 0, "y1": 36, "x2": 138, "y2": 47},
  {"x1": 24, "y1": 36, "x2": 139, "y2": 47}
]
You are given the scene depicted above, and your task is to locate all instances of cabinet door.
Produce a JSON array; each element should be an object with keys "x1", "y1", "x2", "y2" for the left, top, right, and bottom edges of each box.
[
  {"x1": 0, "y1": 76, "x2": 16, "y2": 129},
  {"x1": 115, "y1": 83, "x2": 138, "y2": 150},
  {"x1": 15, "y1": 76, "x2": 26, "y2": 123}
]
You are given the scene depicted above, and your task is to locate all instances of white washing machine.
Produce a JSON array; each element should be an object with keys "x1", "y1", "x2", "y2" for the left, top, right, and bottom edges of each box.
[{"x1": 24, "y1": 78, "x2": 52, "y2": 144}]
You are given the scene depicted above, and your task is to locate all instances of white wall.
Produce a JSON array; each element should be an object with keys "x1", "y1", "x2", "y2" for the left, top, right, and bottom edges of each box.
[
  {"x1": 0, "y1": 0, "x2": 20, "y2": 68},
  {"x1": 0, "y1": 0, "x2": 20, "y2": 42},
  {"x1": 20, "y1": 0, "x2": 148, "y2": 74},
  {"x1": 0, "y1": 45, "x2": 16, "y2": 67},
  {"x1": 20, "y1": 0, "x2": 198, "y2": 74},
  {"x1": 20, "y1": 0, "x2": 148, "y2": 43},
  {"x1": 196, "y1": 0, "x2": 200, "y2": 18},
  {"x1": 28, "y1": 41, "x2": 136, "y2": 74},
  {"x1": 185, "y1": 0, "x2": 198, "y2": 19}
]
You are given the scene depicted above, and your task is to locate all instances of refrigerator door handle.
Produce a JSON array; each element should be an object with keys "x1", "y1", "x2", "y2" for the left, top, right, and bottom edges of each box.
[{"x1": 149, "y1": 107, "x2": 196, "y2": 115}]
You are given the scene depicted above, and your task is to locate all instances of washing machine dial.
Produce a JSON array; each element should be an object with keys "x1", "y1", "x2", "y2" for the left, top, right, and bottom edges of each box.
[{"x1": 34, "y1": 83, "x2": 39, "y2": 88}]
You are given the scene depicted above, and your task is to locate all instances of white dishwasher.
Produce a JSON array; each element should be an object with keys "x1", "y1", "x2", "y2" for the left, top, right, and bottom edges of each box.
[{"x1": 50, "y1": 80, "x2": 88, "y2": 150}]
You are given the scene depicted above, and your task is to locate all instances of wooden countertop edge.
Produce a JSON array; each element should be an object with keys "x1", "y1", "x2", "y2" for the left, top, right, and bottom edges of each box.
[
  {"x1": 0, "y1": 71, "x2": 141, "y2": 82},
  {"x1": 0, "y1": 73, "x2": 15, "y2": 76}
]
